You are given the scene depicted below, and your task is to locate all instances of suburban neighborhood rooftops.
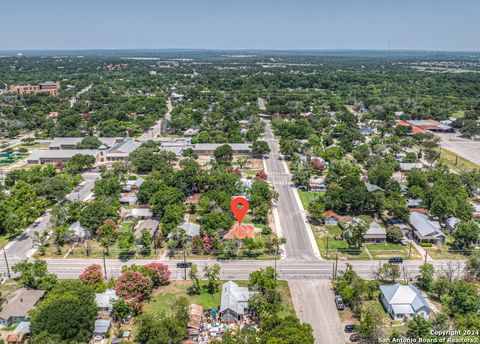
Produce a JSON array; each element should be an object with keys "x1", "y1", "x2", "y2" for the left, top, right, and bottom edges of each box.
[
  {"x1": 0, "y1": 288, "x2": 45, "y2": 321},
  {"x1": 399, "y1": 163, "x2": 422, "y2": 171},
  {"x1": 125, "y1": 208, "x2": 153, "y2": 218},
  {"x1": 380, "y1": 283, "x2": 430, "y2": 314},
  {"x1": 223, "y1": 224, "x2": 254, "y2": 240}
]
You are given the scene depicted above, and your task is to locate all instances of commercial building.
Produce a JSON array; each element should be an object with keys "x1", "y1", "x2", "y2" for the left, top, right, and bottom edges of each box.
[
  {"x1": 48, "y1": 137, "x2": 121, "y2": 150},
  {"x1": 9, "y1": 82, "x2": 60, "y2": 96},
  {"x1": 26, "y1": 149, "x2": 100, "y2": 165}
]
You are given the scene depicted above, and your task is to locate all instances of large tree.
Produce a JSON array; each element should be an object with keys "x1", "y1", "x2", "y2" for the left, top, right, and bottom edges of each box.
[{"x1": 30, "y1": 280, "x2": 97, "y2": 343}]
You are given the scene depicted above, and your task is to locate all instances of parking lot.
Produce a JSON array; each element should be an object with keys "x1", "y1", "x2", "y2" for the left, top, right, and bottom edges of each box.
[{"x1": 435, "y1": 132, "x2": 480, "y2": 165}]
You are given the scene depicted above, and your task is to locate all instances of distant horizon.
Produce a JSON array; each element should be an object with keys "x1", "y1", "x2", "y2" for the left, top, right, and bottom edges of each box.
[
  {"x1": 1, "y1": 48, "x2": 479, "y2": 54},
  {"x1": 1, "y1": 0, "x2": 479, "y2": 51}
]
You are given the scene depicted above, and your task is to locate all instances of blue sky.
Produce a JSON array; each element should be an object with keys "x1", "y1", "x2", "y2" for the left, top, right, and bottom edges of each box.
[{"x1": 0, "y1": 0, "x2": 479, "y2": 51}]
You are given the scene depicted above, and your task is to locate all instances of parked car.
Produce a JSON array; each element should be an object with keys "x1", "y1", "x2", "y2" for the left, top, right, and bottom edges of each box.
[
  {"x1": 350, "y1": 333, "x2": 361, "y2": 342},
  {"x1": 344, "y1": 324, "x2": 356, "y2": 333},
  {"x1": 388, "y1": 257, "x2": 403, "y2": 264},
  {"x1": 297, "y1": 185, "x2": 308, "y2": 191},
  {"x1": 400, "y1": 239, "x2": 408, "y2": 246},
  {"x1": 335, "y1": 295, "x2": 345, "y2": 310},
  {"x1": 177, "y1": 262, "x2": 193, "y2": 268}
]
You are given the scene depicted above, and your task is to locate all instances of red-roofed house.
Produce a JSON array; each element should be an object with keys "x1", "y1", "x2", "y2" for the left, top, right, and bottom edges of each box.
[
  {"x1": 323, "y1": 211, "x2": 342, "y2": 225},
  {"x1": 224, "y1": 224, "x2": 254, "y2": 240}
]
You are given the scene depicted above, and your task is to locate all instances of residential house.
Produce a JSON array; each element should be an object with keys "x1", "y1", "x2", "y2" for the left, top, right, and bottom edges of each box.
[
  {"x1": 363, "y1": 222, "x2": 387, "y2": 244},
  {"x1": 310, "y1": 156, "x2": 329, "y2": 170},
  {"x1": 219, "y1": 281, "x2": 252, "y2": 323},
  {"x1": 134, "y1": 219, "x2": 159, "y2": 241},
  {"x1": 310, "y1": 177, "x2": 327, "y2": 192},
  {"x1": 445, "y1": 217, "x2": 460, "y2": 233},
  {"x1": 407, "y1": 199, "x2": 423, "y2": 208},
  {"x1": 184, "y1": 128, "x2": 199, "y2": 136},
  {"x1": 119, "y1": 193, "x2": 138, "y2": 206},
  {"x1": 409, "y1": 212, "x2": 446, "y2": 244},
  {"x1": 124, "y1": 208, "x2": 153, "y2": 220},
  {"x1": 223, "y1": 224, "x2": 254, "y2": 240},
  {"x1": 380, "y1": 283, "x2": 431, "y2": 320},
  {"x1": 93, "y1": 319, "x2": 111, "y2": 336},
  {"x1": 68, "y1": 221, "x2": 87, "y2": 241},
  {"x1": 471, "y1": 202, "x2": 480, "y2": 220},
  {"x1": 365, "y1": 182, "x2": 384, "y2": 193},
  {"x1": 122, "y1": 177, "x2": 144, "y2": 192},
  {"x1": 0, "y1": 289, "x2": 45, "y2": 326},
  {"x1": 359, "y1": 127, "x2": 374, "y2": 136},
  {"x1": 95, "y1": 289, "x2": 118, "y2": 315},
  {"x1": 399, "y1": 163, "x2": 422, "y2": 171},
  {"x1": 323, "y1": 210, "x2": 341, "y2": 226},
  {"x1": 5, "y1": 321, "x2": 30, "y2": 344}
]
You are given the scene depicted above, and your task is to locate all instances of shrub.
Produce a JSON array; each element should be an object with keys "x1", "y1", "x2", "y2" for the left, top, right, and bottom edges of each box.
[{"x1": 420, "y1": 242, "x2": 433, "y2": 247}]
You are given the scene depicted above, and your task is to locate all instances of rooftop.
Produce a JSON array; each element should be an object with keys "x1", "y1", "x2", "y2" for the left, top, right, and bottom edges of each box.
[
  {"x1": 0, "y1": 288, "x2": 45, "y2": 320},
  {"x1": 223, "y1": 223, "x2": 254, "y2": 240}
]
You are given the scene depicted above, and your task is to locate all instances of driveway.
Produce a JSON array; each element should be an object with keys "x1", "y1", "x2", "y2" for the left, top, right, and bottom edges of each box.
[{"x1": 289, "y1": 280, "x2": 346, "y2": 344}]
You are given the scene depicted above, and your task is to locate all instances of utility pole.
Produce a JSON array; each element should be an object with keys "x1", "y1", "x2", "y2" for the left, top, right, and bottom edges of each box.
[
  {"x1": 334, "y1": 252, "x2": 339, "y2": 279},
  {"x1": 408, "y1": 241, "x2": 412, "y2": 259},
  {"x1": 103, "y1": 250, "x2": 107, "y2": 280},
  {"x1": 424, "y1": 252, "x2": 428, "y2": 264},
  {"x1": 326, "y1": 235, "x2": 329, "y2": 259},
  {"x1": 183, "y1": 249, "x2": 187, "y2": 281},
  {"x1": 3, "y1": 250, "x2": 10, "y2": 279}
]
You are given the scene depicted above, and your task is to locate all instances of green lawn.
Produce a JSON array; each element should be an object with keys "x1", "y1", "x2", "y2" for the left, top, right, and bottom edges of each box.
[
  {"x1": 297, "y1": 190, "x2": 324, "y2": 209},
  {"x1": 424, "y1": 235, "x2": 469, "y2": 260},
  {"x1": 366, "y1": 242, "x2": 421, "y2": 260},
  {"x1": 314, "y1": 225, "x2": 370, "y2": 260},
  {"x1": 438, "y1": 147, "x2": 480, "y2": 172},
  {"x1": 143, "y1": 280, "x2": 295, "y2": 319},
  {"x1": 452, "y1": 110, "x2": 465, "y2": 119}
]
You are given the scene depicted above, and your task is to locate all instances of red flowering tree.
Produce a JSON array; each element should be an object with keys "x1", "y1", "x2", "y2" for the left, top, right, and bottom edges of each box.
[
  {"x1": 203, "y1": 235, "x2": 213, "y2": 253},
  {"x1": 79, "y1": 264, "x2": 104, "y2": 285},
  {"x1": 143, "y1": 262, "x2": 171, "y2": 286},
  {"x1": 255, "y1": 170, "x2": 268, "y2": 180},
  {"x1": 115, "y1": 270, "x2": 153, "y2": 310}
]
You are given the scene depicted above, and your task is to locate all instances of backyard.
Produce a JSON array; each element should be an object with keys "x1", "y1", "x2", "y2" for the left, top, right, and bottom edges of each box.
[{"x1": 297, "y1": 190, "x2": 324, "y2": 209}]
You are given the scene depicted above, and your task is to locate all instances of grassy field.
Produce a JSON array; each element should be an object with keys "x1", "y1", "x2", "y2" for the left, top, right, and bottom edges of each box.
[
  {"x1": 313, "y1": 225, "x2": 420, "y2": 260},
  {"x1": 314, "y1": 225, "x2": 370, "y2": 260},
  {"x1": 143, "y1": 280, "x2": 296, "y2": 319},
  {"x1": 297, "y1": 190, "x2": 324, "y2": 209},
  {"x1": 438, "y1": 147, "x2": 480, "y2": 172},
  {"x1": 424, "y1": 235, "x2": 470, "y2": 260}
]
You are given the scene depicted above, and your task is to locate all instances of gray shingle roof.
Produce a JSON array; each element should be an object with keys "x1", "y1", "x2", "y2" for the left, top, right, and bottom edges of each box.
[
  {"x1": 94, "y1": 289, "x2": 118, "y2": 309},
  {"x1": 179, "y1": 222, "x2": 200, "y2": 237},
  {"x1": 0, "y1": 288, "x2": 45, "y2": 320}
]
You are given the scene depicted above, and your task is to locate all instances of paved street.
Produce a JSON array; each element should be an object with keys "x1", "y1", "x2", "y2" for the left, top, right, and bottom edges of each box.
[
  {"x1": 290, "y1": 280, "x2": 345, "y2": 344},
  {"x1": 139, "y1": 99, "x2": 172, "y2": 141},
  {"x1": 2, "y1": 171, "x2": 100, "y2": 260},
  {"x1": 0, "y1": 257, "x2": 459, "y2": 281},
  {"x1": 263, "y1": 120, "x2": 318, "y2": 261}
]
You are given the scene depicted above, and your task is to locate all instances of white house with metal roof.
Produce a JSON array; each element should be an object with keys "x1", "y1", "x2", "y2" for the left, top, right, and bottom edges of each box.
[
  {"x1": 409, "y1": 212, "x2": 446, "y2": 244},
  {"x1": 95, "y1": 289, "x2": 118, "y2": 313},
  {"x1": 219, "y1": 281, "x2": 252, "y2": 323},
  {"x1": 380, "y1": 283, "x2": 431, "y2": 320}
]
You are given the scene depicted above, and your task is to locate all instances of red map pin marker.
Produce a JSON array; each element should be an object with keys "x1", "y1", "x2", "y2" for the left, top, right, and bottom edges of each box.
[{"x1": 230, "y1": 196, "x2": 249, "y2": 225}]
